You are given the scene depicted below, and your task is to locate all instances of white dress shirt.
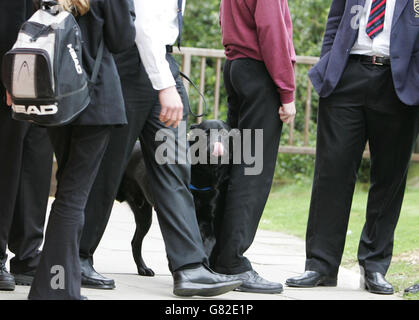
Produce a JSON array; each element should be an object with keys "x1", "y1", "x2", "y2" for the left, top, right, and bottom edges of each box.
[
  {"x1": 351, "y1": 0, "x2": 396, "y2": 57},
  {"x1": 133, "y1": 0, "x2": 186, "y2": 91}
]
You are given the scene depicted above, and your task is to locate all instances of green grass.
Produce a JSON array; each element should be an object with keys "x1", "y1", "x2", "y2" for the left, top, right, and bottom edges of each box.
[{"x1": 260, "y1": 165, "x2": 419, "y2": 299}]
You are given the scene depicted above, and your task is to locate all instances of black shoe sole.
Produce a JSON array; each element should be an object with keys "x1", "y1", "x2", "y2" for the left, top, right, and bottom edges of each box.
[
  {"x1": 0, "y1": 280, "x2": 15, "y2": 291},
  {"x1": 285, "y1": 278, "x2": 337, "y2": 288},
  {"x1": 13, "y1": 274, "x2": 34, "y2": 286},
  {"x1": 174, "y1": 280, "x2": 242, "y2": 297},
  {"x1": 234, "y1": 285, "x2": 283, "y2": 294},
  {"x1": 81, "y1": 283, "x2": 116, "y2": 290}
]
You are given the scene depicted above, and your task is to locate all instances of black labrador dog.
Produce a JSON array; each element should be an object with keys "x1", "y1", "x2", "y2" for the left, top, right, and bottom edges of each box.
[{"x1": 116, "y1": 120, "x2": 232, "y2": 276}]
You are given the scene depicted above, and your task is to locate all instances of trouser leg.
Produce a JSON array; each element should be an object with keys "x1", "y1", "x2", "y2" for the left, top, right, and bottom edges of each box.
[
  {"x1": 9, "y1": 125, "x2": 53, "y2": 274},
  {"x1": 0, "y1": 106, "x2": 29, "y2": 266},
  {"x1": 139, "y1": 54, "x2": 207, "y2": 272},
  {"x1": 79, "y1": 60, "x2": 156, "y2": 261},
  {"x1": 358, "y1": 107, "x2": 419, "y2": 275},
  {"x1": 213, "y1": 58, "x2": 283, "y2": 275},
  {"x1": 29, "y1": 125, "x2": 111, "y2": 300},
  {"x1": 305, "y1": 103, "x2": 367, "y2": 277}
]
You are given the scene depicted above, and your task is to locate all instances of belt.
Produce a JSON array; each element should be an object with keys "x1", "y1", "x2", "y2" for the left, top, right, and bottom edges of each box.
[
  {"x1": 350, "y1": 54, "x2": 391, "y2": 66},
  {"x1": 166, "y1": 45, "x2": 173, "y2": 53}
]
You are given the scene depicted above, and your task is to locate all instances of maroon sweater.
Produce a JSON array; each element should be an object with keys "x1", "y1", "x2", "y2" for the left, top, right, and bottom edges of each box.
[{"x1": 220, "y1": 0, "x2": 296, "y2": 104}]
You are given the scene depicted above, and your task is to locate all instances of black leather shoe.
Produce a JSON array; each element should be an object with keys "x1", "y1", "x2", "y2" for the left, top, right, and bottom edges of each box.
[
  {"x1": 232, "y1": 270, "x2": 283, "y2": 294},
  {"x1": 286, "y1": 270, "x2": 337, "y2": 288},
  {"x1": 80, "y1": 258, "x2": 115, "y2": 290},
  {"x1": 404, "y1": 284, "x2": 419, "y2": 295},
  {"x1": 364, "y1": 272, "x2": 394, "y2": 295},
  {"x1": 0, "y1": 263, "x2": 15, "y2": 291},
  {"x1": 173, "y1": 265, "x2": 242, "y2": 297},
  {"x1": 13, "y1": 270, "x2": 36, "y2": 286}
]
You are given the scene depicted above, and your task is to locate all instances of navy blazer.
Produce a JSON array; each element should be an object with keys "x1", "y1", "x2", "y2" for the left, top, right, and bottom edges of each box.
[{"x1": 309, "y1": 0, "x2": 419, "y2": 106}]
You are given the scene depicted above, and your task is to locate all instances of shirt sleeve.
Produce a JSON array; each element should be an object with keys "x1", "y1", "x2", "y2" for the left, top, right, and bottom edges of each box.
[
  {"x1": 253, "y1": 0, "x2": 296, "y2": 104},
  {"x1": 133, "y1": 0, "x2": 176, "y2": 91}
]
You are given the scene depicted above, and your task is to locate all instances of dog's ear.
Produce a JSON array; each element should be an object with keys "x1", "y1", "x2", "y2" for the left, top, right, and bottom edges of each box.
[
  {"x1": 188, "y1": 124, "x2": 198, "y2": 142},
  {"x1": 221, "y1": 120, "x2": 231, "y2": 131}
]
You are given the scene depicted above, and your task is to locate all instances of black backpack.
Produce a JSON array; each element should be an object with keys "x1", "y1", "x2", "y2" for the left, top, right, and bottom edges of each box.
[{"x1": 1, "y1": 0, "x2": 103, "y2": 126}]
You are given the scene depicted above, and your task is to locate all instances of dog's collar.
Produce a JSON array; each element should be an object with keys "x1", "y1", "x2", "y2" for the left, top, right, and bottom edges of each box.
[{"x1": 189, "y1": 184, "x2": 212, "y2": 191}]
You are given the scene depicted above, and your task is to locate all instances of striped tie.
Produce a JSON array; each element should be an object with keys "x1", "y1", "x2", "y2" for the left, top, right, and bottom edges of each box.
[{"x1": 366, "y1": 0, "x2": 387, "y2": 39}]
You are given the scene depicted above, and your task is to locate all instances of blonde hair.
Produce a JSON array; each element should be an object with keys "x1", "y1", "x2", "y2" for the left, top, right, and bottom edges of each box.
[{"x1": 59, "y1": 0, "x2": 90, "y2": 16}]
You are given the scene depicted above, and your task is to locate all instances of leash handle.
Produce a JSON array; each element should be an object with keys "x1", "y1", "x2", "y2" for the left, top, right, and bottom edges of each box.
[{"x1": 179, "y1": 71, "x2": 208, "y2": 118}]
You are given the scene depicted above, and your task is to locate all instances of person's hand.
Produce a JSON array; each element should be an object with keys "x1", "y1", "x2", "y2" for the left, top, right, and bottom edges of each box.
[
  {"x1": 158, "y1": 86, "x2": 184, "y2": 128},
  {"x1": 6, "y1": 91, "x2": 12, "y2": 107},
  {"x1": 279, "y1": 101, "x2": 296, "y2": 124}
]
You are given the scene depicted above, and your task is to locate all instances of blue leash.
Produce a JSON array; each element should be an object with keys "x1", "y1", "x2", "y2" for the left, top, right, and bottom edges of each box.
[{"x1": 189, "y1": 184, "x2": 211, "y2": 192}]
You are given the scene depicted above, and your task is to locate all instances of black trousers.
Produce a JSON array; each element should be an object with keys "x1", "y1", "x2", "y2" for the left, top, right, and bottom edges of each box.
[
  {"x1": 28, "y1": 125, "x2": 112, "y2": 300},
  {"x1": 0, "y1": 106, "x2": 52, "y2": 274},
  {"x1": 79, "y1": 51, "x2": 207, "y2": 272},
  {"x1": 305, "y1": 57, "x2": 419, "y2": 277},
  {"x1": 212, "y1": 58, "x2": 284, "y2": 275}
]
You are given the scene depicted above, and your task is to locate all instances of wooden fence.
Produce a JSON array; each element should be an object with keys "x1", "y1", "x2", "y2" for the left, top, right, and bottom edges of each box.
[
  {"x1": 174, "y1": 47, "x2": 419, "y2": 162},
  {"x1": 49, "y1": 47, "x2": 419, "y2": 195}
]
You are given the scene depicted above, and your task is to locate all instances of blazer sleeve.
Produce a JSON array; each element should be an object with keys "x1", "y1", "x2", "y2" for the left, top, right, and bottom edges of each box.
[
  {"x1": 102, "y1": 0, "x2": 136, "y2": 54},
  {"x1": 320, "y1": 0, "x2": 346, "y2": 58}
]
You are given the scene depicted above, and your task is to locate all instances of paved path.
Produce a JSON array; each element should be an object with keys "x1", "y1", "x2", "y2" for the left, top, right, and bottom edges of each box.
[{"x1": 1, "y1": 200, "x2": 402, "y2": 300}]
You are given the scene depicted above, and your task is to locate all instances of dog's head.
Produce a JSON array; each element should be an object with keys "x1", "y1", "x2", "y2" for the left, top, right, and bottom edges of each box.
[
  {"x1": 190, "y1": 119, "x2": 231, "y2": 132},
  {"x1": 188, "y1": 120, "x2": 232, "y2": 188},
  {"x1": 189, "y1": 120, "x2": 232, "y2": 161}
]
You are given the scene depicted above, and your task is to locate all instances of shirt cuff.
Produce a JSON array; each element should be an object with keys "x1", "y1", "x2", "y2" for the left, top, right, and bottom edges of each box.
[
  {"x1": 278, "y1": 90, "x2": 295, "y2": 104},
  {"x1": 147, "y1": 70, "x2": 177, "y2": 91}
]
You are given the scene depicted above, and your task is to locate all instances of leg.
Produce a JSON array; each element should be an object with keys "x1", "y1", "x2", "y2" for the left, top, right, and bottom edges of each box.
[
  {"x1": 139, "y1": 57, "x2": 207, "y2": 272},
  {"x1": 9, "y1": 124, "x2": 53, "y2": 282},
  {"x1": 78, "y1": 56, "x2": 156, "y2": 287},
  {"x1": 286, "y1": 103, "x2": 367, "y2": 288},
  {"x1": 358, "y1": 107, "x2": 419, "y2": 275},
  {"x1": 79, "y1": 109, "x2": 153, "y2": 262},
  {"x1": 0, "y1": 106, "x2": 30, "y2": 291},
  {"x1": 0, "y1": 108, "x2": 29, "y2": 265},
  {"x1": 304, "y1": 104, "x2": 367, "y2": 277},
  {"x1": 208, "y1": 58, "x2": 285, "y2": 294},
  {"x1": 118, "y1": 142, "x2": 154, "y2": 276},
  {"x1": 139, "y1": 54, "x2": 241, "y2": 297},
  {"x1": 78, "y1": 108, "x2": 149, "y2": 289},
  {"x1": 129, "y1": 199, "x2": 154, "y2": 276},
  {"x1": 213, "y1": 59, "x2": 283, "y2": 275},
  {"x1": 28, "y1": 125, "x2": 111, "y2": 300}
]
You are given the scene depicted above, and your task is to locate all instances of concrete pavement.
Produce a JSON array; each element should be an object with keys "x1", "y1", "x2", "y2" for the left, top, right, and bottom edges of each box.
[{"x1": 1, "y1": 200, "x2": 402, "y2": 300}]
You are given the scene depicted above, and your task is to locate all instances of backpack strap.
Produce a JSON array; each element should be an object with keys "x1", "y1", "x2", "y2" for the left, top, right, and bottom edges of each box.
[
  {"x1": 90, "y1": 37, "x2": 104, "y2": 84},
  {"x1": 88, "y1": 37, "x2": 104, "y2": 90}
]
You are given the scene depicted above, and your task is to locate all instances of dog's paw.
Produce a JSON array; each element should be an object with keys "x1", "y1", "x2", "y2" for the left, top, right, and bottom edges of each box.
[{"x1": 137, "y1": 266, "x2": 155, "y2": 277}]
